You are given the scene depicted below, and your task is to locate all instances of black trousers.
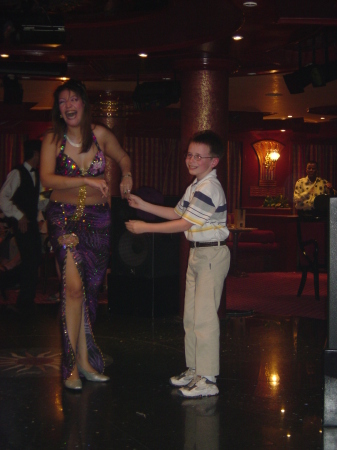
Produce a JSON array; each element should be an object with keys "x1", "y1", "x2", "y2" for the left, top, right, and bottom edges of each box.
[{"x1": 13, "y1": 221, "x2": 42, "y2": 310}]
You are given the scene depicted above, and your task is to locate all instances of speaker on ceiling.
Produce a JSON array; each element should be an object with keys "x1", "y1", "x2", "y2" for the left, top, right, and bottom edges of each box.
[
  {"x1": 283, "y1": 67, "x2": 312, "y2": 95},
  {"x1": 283, "y1": 61, "x2": 337, "y2": 94},
  {"x1": 132, "y1": 81, "x2": 181, "y2": 111},
  {"x1": 108, "y1": 195, "x2": 180, "y2": 317}
]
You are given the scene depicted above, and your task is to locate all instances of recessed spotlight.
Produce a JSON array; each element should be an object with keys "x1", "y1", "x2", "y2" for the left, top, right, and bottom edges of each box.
[
  {"x1": 287, "y1": 115, "x2": 292, "y2": 118},
  {"x1": 138, "y1": 53, "x2": 148, "y2": 58},
  {"x1": 243, "y1": 1, "x2": 257, "y2": 6},
  {"x1": 0, "y1": 54, "x2": 9, "y2": 58},
  {"x1": 321, "y1": 117, "x2": 325, "y2": 120},
  {"x1": 232, "y1": 35, "x2": 243, "y2": 41}
]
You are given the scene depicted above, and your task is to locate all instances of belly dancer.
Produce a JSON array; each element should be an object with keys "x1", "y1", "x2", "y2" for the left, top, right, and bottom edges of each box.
[{"x1": 40, "y1": 79, "x2": 132, "y2": 390}]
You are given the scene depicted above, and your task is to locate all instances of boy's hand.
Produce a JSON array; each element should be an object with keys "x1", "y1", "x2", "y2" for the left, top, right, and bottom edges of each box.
[
  {"x1": 127, "y1": 194, "x2": 144, "y2": 209},
  {"x1": 125, "y1": 220, "x2": 147, "y2": 234}
]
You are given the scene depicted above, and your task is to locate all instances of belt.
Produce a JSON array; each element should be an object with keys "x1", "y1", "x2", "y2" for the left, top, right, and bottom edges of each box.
[{"x1": 189, "y1": 241, "x2": 226, "y2": 248}]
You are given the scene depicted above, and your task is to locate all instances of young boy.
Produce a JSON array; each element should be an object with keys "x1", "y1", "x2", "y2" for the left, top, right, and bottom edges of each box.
[{"x1": 125, "y1": 130, "x2": 230, "y2": 398}]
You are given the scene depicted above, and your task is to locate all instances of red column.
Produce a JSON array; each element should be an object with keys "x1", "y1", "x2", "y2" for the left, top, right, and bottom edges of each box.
[{"x1": 176, "y1": 58, "x2": 236, "y2": 318}]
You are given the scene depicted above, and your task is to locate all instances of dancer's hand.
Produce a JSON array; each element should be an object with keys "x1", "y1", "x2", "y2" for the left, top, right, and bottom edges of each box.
[
  {"x1": 120, "y1": 179, "x2": 133, "y2": 199},
  {"x1": 125, "y1": 220, "x2": 147, "y2": 234},
  {"x1": 85, "y1": 178, "x2": 109, "y2": 197}
]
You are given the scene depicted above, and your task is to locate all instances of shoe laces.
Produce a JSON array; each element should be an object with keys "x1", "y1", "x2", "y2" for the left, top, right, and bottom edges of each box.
[{"x1": 187, "y1": 375, "x2": 202, "y2": 388}]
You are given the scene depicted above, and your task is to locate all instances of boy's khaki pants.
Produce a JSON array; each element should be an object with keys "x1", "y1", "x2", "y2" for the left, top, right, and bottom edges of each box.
[{"x1": 184, "y1": 245, "x2": 230, "y2": 376}]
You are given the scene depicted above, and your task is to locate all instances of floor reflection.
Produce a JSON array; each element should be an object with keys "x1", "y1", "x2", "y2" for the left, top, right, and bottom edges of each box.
[
  {"x1": 182, "y1": 396, "x2": 219, "y2": 450},
  {"x1": 61, "y1": 384, "x2": 111, "y2": 450},
  {"x1": 0, "y1": 305, "x2": 326, "y2": 449}
]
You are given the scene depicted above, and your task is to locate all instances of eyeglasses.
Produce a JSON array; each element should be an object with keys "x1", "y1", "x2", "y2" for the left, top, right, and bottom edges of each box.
[{"x1": 184, "y1": 153, "x2": 214, "y2": 162}]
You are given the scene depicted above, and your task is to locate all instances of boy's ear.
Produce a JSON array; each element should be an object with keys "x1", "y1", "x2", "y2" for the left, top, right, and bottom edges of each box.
[{"x1": 211, "y1": 157, "x2": 220, "y2": 168}]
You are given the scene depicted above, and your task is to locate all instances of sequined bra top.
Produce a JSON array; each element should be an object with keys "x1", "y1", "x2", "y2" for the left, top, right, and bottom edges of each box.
[{"x1": 55, "y1": 134, "x2": 106, "y2": 177}]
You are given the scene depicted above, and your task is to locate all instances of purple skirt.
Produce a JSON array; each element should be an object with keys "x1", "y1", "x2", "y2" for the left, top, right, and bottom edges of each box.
[{"x1": 46, "y1": 201, "x2": 111, "y2": 380}]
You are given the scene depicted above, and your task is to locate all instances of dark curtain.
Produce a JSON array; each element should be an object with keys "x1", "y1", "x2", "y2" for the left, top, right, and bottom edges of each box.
[{"x1": 0, "y1": 134, "x2": 26, "y2": 188}]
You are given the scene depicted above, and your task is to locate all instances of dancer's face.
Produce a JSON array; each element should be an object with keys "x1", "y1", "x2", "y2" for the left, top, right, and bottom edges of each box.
[{"x1": 58, "y1": 89, "x2": 85, "y2": 127}]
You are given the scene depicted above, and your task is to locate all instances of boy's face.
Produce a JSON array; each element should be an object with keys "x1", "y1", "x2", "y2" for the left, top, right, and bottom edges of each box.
[{"x1": 185, "y1": 142, "x2": 219, "y2": 180}]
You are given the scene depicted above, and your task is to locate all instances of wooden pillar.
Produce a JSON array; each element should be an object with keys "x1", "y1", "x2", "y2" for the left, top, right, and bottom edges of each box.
[{"x1": 176, "y1": 58, "x2": 237, "y2": 318}]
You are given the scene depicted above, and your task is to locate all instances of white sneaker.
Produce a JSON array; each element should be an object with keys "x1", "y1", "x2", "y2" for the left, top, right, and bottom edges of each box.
[
  {"x1": 178, "y1": 376, "x2": 219, "y2": 398},
  {"x1": 169, "y1": 368, "x2": 196, "y2": 387}
]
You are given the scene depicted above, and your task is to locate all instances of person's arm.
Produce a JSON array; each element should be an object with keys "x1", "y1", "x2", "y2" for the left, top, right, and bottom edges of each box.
[
  {"x1": 126, "y1": 217, "x2": 191, "y2": 234},
  {"x1": 40, "y1": 132, "x2": 109, "y2": 197},
  {"x1": 293, "y1": 179, "x2": 311, "y2": 207},
  {"x1": 0, "y1": 170, "x2": 24, "y2": 221},
  {"x1": 325, "y1": 181, "x2": 337, "y2": 195},
  {"x1": 38, "y1": 183, "x2": 50, "y2": 211},
  {"x1": 127, "y1": 194, "x2": 179, "y2": 221},
  {"x1": 94, "y1": 125, "x2": 132, "y2": 199}
]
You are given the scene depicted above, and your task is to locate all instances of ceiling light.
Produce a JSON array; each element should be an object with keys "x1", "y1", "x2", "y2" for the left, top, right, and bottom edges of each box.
[
  {"x1": 287, "y1": 115, "x2": 292, "y2": 118},
  {"x1": 1, "y1": 54, "x2": 9, "y2": 58},
  {"x1": 280, "y1": 129, "x2": 286, "y2": 132},
  {"x1": 138, "y1": 53, "x2": 148, "y2": 58},
  {"x1": 243, "y1": 2, "x2": 257, "y2": 6},
  {"x1": 321, "y1": 117, "x2": 325, "y2": 120},
  {"x1": 232, "y1": 35, "x2": 243, "y2": 41},
  {"x1": 40, "y1": 44, "x2": 62, "y2": 48}
]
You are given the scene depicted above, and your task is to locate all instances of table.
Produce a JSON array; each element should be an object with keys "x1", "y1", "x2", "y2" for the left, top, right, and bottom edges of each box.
[
  {"x1": 223, "y1": 226, "x2": 257, "y2": 318},
  {"x1": 228, "y1": 226, "x2": 257, "y2": 277}
]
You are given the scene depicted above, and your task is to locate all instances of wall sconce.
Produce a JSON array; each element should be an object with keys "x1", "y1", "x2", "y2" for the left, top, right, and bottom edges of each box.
[
  {"x1": 252, "y1": 139, "x2": 284, "y2": 187},
  {"x1": 264, "y1": 148, "x2": 280, "y2": 170}
]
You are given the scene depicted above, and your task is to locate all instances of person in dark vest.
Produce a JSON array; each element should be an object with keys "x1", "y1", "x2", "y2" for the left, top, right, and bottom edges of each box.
[{"x1": 0, "y1": 139, "x2": 45, "y2": 313}]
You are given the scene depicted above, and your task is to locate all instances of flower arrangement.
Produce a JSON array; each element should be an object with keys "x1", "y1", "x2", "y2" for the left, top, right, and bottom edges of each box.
[{"x1": 262, "y1": 195, "x2": 290, "y2": 208}]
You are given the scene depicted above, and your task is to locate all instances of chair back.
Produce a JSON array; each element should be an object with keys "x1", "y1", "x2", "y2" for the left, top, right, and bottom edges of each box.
[{"x1": 297, "y1": 216, "x2": 327, "y2": 269}]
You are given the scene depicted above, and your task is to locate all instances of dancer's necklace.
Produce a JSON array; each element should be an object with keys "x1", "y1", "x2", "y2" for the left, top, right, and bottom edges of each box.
[{"x1": 66, "y1": 135, "x2": 82, "y2": 148}]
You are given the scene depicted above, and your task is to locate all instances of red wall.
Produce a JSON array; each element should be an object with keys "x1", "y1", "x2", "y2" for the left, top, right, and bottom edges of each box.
[{"x1": 21, "y1": 122, "x2": 51, "y2": 139}]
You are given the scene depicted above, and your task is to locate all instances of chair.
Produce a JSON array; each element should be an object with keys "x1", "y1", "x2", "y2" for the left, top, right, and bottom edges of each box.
[{"x1": 296, "y1": 214, "x2": 327, "y2": 301}]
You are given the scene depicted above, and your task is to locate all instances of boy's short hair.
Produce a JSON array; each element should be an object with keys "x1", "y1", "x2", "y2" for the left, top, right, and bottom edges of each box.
[
  {"x1": 306, "y1": 160, "x2": 317, "y2": 167},
  {"x1": 189, "y1": 130, "x2": 224, "y2": 159},
  {"x1": 24, "y1": 140, "x2": 41, "y2": 162}
]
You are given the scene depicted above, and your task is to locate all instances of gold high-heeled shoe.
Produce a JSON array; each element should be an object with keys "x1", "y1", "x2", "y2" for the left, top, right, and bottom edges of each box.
[
  {"x1": 77, "y1": 363, "x2": 110, "y2": 382},
  {"x1": 64, "y1": 378, "x2": 82, "y2": 390}
]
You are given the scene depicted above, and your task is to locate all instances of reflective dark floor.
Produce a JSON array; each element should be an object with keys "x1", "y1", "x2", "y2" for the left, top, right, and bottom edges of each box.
[{"x1": 0, "y1": 301, "x2": 328, "y2": 450}]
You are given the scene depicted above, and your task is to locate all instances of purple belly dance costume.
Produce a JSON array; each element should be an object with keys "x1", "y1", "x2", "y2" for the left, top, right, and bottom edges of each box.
[{"x1": 46, "y1": 134, "x2": 110, "y2": 380}]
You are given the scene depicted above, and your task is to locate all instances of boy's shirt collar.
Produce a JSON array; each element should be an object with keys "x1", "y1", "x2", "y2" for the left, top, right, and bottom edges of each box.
[{"x1": 192, "y1": 169, "x2": 217, "y2": 186}]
